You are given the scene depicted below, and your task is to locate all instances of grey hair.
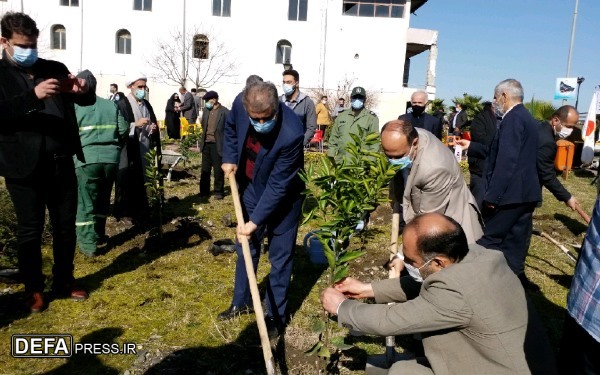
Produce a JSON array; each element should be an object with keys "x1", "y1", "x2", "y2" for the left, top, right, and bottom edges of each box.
[
  {"x1": 495, "y1": 79, "x2": 524, "y2": 101},
  {"x1": 242, "y1": 81, "x2": 279, "y2": 114},
  {"x1": 411, "y1": 90, "x2": 429, "y2": 102},
  {"x1": 245, "y1": 74, "x2": 263, "y2": 88}
]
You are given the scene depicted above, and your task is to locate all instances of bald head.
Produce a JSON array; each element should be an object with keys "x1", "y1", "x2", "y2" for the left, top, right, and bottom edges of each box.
[
  {"x1": 552, "y1": 105, "x2": 578, "y2": 125},
  {"x1": 404, "y1": 213, "x2": 469, "y2": 262},
  {"x1": 381, "y1": 119, "x2": 418, "y2": 159}
]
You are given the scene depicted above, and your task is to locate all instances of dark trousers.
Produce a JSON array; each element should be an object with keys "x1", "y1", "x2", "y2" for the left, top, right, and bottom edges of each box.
[
  {"x1": 477, "y1": 202, "x2": 536, "y2": 275},
  {"x1": 558, "y1": 314, "x2": 600, "y2": 374},
  {"x1": 5, "y1": 155, "x2": 77, "y2": 292},
  {"x1": 199, "y1": 143, "x2": 224, "y2": 197},
  {"x1": 75, "y1": 163, "x2": 117, "y2": 254},
  {"x1": 469, "y1": 173, "x2": 485, "y2": 210},
  {"x1": 231, "y1": 184, "x2": 302, "y2": 325}
]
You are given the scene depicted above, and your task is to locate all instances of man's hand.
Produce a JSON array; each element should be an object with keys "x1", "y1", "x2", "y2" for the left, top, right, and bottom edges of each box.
[
  {"x1": 455, "y1": 139, "x2": 471, "y2": 149},
  {"x1": 334, "y1": 277, "x2": 374, "y2": 299},
  {"x1": 388, "y1": 256, "x2": 405, "y2": 278},
  {"x1": 236, "y1": 221, "x2": 257, "y2": 242},
  {"x1": 61, "y1": 74, "x2": 89, "y2": 94},
  {"x1": 222, "y1": 163, "x2": 237, "y2": 177},
  {"x1": 34, "y1": 79, "x2": 60, "y2": 100},
  {"x1": 135, "y1": 118, "x2": 150, "y2": 127},
  {"x1": 321, "y1": 287, "x2": 348, "y2": 315},
  {"x1": 565, "y1": 196, "x2": 579, "y2": 211}
]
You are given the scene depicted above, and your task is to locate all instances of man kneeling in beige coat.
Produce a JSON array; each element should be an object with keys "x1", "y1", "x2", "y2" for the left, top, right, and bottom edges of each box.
[{"x1": 321, "y1": 213, "x2": 533, "y2": 375}]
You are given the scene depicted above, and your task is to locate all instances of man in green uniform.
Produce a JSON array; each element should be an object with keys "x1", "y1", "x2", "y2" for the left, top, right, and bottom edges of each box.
[
  {"x1": 74, "y1": 72, "x2": 129, "y2": 257},
  {"x1": 327, "y1": 86, "x2": 379, "y2": 163}
]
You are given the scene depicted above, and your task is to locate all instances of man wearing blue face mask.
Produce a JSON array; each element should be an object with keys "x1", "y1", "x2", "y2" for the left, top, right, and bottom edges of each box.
[
  {"x1": 112, "y1": 76, "x2": 161, "y2": 225},
  {"x1": 383, "y1": 120, "x2": 482, "y2": 250},
  {"x1": 327, "y1": 86, "x2": 379, "y2": 164},
  {"x1": 199, "y1": 90, "x2": 229, "y2": 199},
  {"x1": 0, "y1": 12, "x2": 97, "y2": 312},
  {"x1": 279, "y1": 69, "x2": 317, "y2": 146},
  {"x1": 220, "y1": 81, "x2": 305, "y2": 339}
]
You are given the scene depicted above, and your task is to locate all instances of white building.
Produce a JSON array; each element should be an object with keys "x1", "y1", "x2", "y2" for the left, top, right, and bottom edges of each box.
[{"x1": 0, "y1": 0, "x2": 438, "y2": 123}]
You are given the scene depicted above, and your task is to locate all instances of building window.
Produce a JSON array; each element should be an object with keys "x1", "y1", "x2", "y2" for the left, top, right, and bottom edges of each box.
[
  {"x1": 133, "y1": 0, "x2": 152, "y2": 11},
  {"x1": 59, "y1": 0, "x2": 79, "y2": 6},
  {"x1": 288, "y1": 0, "x2": 308, "y2": 21},
  {"x1": 275, "y1": 40, "x2": 292, "y2": 64},
  {"x1": 343, "y1": 0, "x2": 405, "y2": 18},
  {"x1": 193, "y1": 34, "x2": 209, "y2": 59},
  {"x1": 51, "y1": 25, "x2": 66, "y2": 50},
  {"x1": 212, "y1": 0, "x2": 231, "y2": 17},
  {"x1": 116, "y1": 30, "x2": 131, "y2": 54}
]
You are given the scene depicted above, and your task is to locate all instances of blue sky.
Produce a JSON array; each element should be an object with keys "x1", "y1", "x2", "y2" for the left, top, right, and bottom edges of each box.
[{"x1": 408, "y1": 0, "x2": 599, "y2": 112}]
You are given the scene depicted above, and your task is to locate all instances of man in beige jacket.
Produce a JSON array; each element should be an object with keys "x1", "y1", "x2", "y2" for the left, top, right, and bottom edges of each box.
[
  {"x1": 321, "y1": 213, "x2": 532, "y2": 374},
  {"x1": 385, "y1": 119, "x2": 483, "y2": 244}
]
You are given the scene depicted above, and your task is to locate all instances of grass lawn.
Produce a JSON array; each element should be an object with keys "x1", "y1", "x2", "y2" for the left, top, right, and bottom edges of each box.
[{"x1": 0, "y1": 152, "x2": 596, "y2": 374}]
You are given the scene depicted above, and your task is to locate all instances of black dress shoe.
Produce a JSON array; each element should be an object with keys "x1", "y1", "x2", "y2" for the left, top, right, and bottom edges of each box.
[
  {"x1": 265, "y1": 316, "x2": 285, "y2": 339},
  {"x1": 218, "y1": 304, "x2": 254, "y2": 320},
  {"x1": 210, "y1": 239, "x2": 236, "y2": 256}
]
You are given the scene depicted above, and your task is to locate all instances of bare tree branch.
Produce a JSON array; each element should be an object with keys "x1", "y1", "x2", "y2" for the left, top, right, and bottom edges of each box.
[{"x1": 147, "y1": 25, "x2": 237, "y2": 89}]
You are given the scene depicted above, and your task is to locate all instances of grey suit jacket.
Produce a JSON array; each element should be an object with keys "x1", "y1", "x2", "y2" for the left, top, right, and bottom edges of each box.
[
  {"x1": 180, "y1": 91, "x2": 197, "y2": 121},
  {"x1": 338, "y1": 245, "x2": 531, "y2": 375},
  {"x1": 402, "y1": 129, "x2": 483, "y2": 243}
]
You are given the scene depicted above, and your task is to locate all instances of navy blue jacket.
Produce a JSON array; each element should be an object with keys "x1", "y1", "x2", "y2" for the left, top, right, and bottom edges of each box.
[
  {"x1": 223, "y1": 94, "x2": 305, "y2": 229},
  {"x1": 399, "y1": 112, "x2": 443, "y2": 140},
  {"x1": 537, "y1": 122, "x2": 571, "y2": 202},
  {"x1": 484, "y1": 104, "x2": 541, "y2": 206}
]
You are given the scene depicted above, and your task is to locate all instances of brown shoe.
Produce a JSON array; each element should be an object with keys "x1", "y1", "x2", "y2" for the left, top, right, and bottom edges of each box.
[
  {"x1": 27, "y1": 292, "x2": 46, "y2": 313},
  {"x1": 52, "y1": 283, "x2": 89, "y2": 301}
]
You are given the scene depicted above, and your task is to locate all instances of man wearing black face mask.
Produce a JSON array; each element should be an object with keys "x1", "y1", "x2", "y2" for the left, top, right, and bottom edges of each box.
[
  {"x1": 0, "y1": 12, "x2": 96, "y2": 312},
  {"x1": 399, "y1": 90, "x2": 442, "y2": 140}
]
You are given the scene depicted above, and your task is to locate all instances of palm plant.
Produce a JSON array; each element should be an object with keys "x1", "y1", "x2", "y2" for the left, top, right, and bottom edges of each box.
[
  {"x1": 453, "y1": 94, "x2": 483, "y2": 122},
  {"x1": 524, "y1": 98, "x2": 556, "y2": 121},
  {"x1": 428, "y1": 98, "x2": 445, "y2": 115}
]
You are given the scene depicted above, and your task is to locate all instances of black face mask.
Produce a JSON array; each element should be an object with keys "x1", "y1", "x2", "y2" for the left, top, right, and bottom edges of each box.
[{"x1": 411, "y1": 105, "x2": 425, "y2": 116}]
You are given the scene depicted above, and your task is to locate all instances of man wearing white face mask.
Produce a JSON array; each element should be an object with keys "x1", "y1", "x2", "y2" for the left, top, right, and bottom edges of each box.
[
  {"x1": 220, "y1": 81, "x2": 304, "y2": 339},
  {"x1": 320, "y1": 213, "x2": 551, "y2": 375},
  {"x1": 279, "y1": 69, "x2": 317, "y2": 146},
  {"x1": 327, "y1": 86, "x2": 379, "y2": 164},
  {"x1": 537, "y1": 105, "x2": 580, "y2": 210}
]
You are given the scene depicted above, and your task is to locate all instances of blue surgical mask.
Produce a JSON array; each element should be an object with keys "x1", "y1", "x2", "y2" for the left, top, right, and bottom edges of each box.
[
  {"x1": 404, "y1": 258, "x2": 433, "y2": 283},
  {"x1": 388, "y1": 145, "x2": 414, "y2": 170},
  {"x1": 282, "y1": 83, "x2": 295, "y2": 96},
  {"x1": 351, "y1": 98, "x2": 364, "y2": 110},
  {"x1": 10, "y1": 44, "x2": 38, "y2": 67},
  {"x1": 250, "y1": 115, "x2": 277, "y2": 134},
  {"x1": 205, "y1": 102, "x2": 214, "y2": 110},
  {"x1": 134, "y1": 89, "x2": 146, "y2": 100}
]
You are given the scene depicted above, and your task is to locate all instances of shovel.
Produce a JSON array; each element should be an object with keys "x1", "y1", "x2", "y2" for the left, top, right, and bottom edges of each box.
[
  {"x1": 532, "y1": 228, "x2": 577, "y2": 264},
  {"x1": 228, "y1": 174, "x2": 276, "y2": 375},
  {"x1": 574, "y1": 204, "x2": 591, "y2": 224},
  {"x1": 386, "y1": 212, "x2": 402, "y2": 365}
]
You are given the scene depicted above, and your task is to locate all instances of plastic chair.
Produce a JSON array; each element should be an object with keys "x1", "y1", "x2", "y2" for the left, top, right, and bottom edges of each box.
[{"x1": 307, "y1": 129, "x2": 324, "y2": 152}]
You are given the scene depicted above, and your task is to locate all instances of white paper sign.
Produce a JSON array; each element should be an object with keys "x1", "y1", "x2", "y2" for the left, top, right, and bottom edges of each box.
[{"x1": 454, "y1": 144, "x2": 463, "y2": 162}]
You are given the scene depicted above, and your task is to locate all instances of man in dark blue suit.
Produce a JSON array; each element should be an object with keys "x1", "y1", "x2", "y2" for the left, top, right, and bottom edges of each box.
[
  {"x1": 398, "y1": 90, "x2": 443, "y2": 140},
  {"x1": 473, "y1": 79, "x2": 541, "y2": 290},
  {"x1": 218, "y1": 80, "x2": 305, "y2": 339}
]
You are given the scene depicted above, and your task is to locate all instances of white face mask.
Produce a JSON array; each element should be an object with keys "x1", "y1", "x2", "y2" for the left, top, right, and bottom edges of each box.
[
  {"x1": 403, "y1": 258, "x2": 433, "y2": 283},
  {"x1": 558, "y1": 127, "x2": 573, "y2": 139}
]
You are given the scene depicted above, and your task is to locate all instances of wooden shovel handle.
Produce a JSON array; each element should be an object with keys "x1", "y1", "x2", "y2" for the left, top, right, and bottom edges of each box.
[
  {"x1": 575, "y1": 205, "x2": 591, "y2": 224},
  {"x1": 228, "y1": 173, "x2": 276, "y2": 375}
]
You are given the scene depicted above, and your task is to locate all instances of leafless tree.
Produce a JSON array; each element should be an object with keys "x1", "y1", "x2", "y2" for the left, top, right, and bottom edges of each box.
[
  {"x1": 147, "y1": 26, "x2": 237, "y2": 89},
  {"x1": 307, "y1": 76, "x2": 379, "y2": 113}
]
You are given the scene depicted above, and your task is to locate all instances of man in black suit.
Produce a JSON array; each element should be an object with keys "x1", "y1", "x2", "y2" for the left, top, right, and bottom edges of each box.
[
  {"x1": 451, "y1": 103, "x2": 468, "y2": 134},
  {"x1": 399, "y1": 90, "x2": 442, "y2": 140},
  {"x1": 537, "y1": 105, "x2": 580, "y2": 209},
  {"x1": 458, "y1": 79, "x2": 542, "y2": 291},
  {"x1": 467, "y1": 102, "x2": 497, "y2": 208},
  {"x1": 0, "y1": 13, "x2": 96, "y2": 312}
]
